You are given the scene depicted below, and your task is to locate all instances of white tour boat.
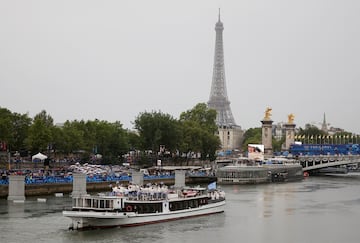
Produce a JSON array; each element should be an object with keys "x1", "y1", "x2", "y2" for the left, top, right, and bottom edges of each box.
[{"x1": 63, "y1": 182, "x2": 225, "y2": 230}]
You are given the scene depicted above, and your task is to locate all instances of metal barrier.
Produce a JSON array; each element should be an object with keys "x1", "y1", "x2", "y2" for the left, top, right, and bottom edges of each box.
[{"x1": 0, "y1": 173, "x2": 189, "y2": 185}]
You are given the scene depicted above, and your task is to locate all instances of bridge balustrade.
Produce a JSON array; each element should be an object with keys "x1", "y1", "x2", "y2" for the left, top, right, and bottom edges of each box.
[{"x1": 298, "y1": 154, "x2": 360, "y2": 171}]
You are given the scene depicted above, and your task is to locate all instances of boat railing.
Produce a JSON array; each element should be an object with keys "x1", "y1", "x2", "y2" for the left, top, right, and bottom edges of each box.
[
  {"x1": 130, "y1": 192, "x2": 168, "y2": 201},
  {"x1": 112, "y1": 188, "x2": 203, "y2": 201}
]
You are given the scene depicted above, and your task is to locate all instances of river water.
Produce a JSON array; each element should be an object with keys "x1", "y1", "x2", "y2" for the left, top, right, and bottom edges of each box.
[{"x1": 1, "y1": 175, "x2": 360, "y2": 243}]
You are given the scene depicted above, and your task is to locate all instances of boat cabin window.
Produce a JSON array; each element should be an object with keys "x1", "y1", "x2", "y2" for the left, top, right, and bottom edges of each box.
[
  {"x1": 85, "y1": 199, "x2": 91, "y2": 207},
  {"x1": 124, "y1": 202, "x2": 163, "y2": 214},
  {"x1": 93, "y1": 199, "x2": 98, "y2": 208},
  {"x1": 74, "y1": 197, "x2": 115, "y2": 210},
  {"x1": 169, "y1": 198, "x2": 203, "y2": 212}
]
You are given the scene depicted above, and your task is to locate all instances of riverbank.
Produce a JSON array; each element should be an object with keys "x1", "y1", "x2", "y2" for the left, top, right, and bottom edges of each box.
[{"x1": 0, "y1": 176, "x2": 216, "y2": 198}]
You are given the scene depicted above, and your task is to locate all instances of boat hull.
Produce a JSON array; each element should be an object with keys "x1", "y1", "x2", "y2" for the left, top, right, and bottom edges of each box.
[{"x1": 63, "y1": 200, "x2": 225, "y2": 229}]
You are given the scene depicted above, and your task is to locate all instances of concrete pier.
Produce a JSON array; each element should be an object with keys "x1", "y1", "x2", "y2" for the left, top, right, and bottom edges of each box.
[
  {"x1": 71, "y1": 173, "x2": 87, "y2": 197},
  {"x1": 7, "y1": 175, "x2": 25, "y2": 201},
  {"x1": 174, "y1": 170, "x2": 186, "y2": 188},
  {"x1": 131, "y1": 171, "x2": 144, "y2": 185}
]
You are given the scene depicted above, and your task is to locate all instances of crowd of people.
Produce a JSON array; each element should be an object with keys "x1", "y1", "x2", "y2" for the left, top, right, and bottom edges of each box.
[{"x1": 0, "y1": 162, "x2": 212, "y2": 185}]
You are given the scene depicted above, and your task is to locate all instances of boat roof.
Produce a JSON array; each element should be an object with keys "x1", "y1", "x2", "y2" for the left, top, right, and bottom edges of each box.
[
  {"x1": 152, "y1": 166, "x2": 202, "y2": 171},
  {"x1": 182, "y1": 186, "x2": 207, "y2": 191},
  {"x1": 219, "y1": 165, "x2": 268, "y2": 171},
  {"x1": 266, "y1": 157, "x2": 297, "y2": 161}
]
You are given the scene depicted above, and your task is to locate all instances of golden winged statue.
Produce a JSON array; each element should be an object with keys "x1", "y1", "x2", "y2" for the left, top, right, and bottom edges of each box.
[
  {"x1": 264, "y1": 107, "x2": 272, "y2": 120},
  {"x1": 288, "y1": 113, "x2": 295, "y2": 124}
]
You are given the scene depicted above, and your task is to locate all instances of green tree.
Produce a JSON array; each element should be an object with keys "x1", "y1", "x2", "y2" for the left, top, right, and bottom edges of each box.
[
  {"x1": 82, "y1": 120, "x2": 129, "y2": 163},
  {"x1": 25, "y1": 110, "x2": 54, "y2": 154},
  {"x1": 60, "y1": 120, "x2": 85, "y2": 153},
  {"x1": 95, "y1": 120, "x2": 129, "y2": 163},
  {"x1": 0, "y1": 108, "x2": 34, "y2": 154},
  {"x1": 180, "y1": 120, "x2": 203, "y2": 153},
  {"x1": 272, "y1": 137, "x2": 285, "y2": 152},
  {"x1": 180, "y1": 103, "x2": 218, "y2": 132},
  {"x1": 11, "y1": 113, "x2": 32, "y2": 151},
  {"x1": 134, "y1": 111, "x2": 181, "y2": 153},
  {"x1": 51, "y1": 125, "x2": 64, "y2": 153},
  {"x1": 0, "y1": 107, "x2": 14, "y2": 148},
  {"x1": 241, "y1": 127, "x2": 262, "y2": 151},
  {"x1": 179, "y1": 103, "x2": 220, "y2": 161},
  {"x1": 241, "y1": 128, "x2": 285, "y2": 153},
  {"x1": 297, "y1": 124, "x2": 326, "y2": 137},
  {"x1": 127, "y1": 130, "x2": 141, "y2": 151}
]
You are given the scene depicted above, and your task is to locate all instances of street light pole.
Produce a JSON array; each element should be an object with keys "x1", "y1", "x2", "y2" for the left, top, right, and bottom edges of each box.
[{"x1": 8, "y1": 150, "x2": 11, "y2": 170}]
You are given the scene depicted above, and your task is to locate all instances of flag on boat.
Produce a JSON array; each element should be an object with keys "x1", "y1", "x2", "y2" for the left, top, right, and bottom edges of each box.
[{"x1": 208, "y1": 181, "x2": 216, "y2": 190}]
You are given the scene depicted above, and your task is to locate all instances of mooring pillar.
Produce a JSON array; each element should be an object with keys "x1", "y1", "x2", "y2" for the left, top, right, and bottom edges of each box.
[
  {"x1": 132, "y1": 171, "x2": 144, "y2": 186},
  {"x1": 7, "y1": 175, "x2": 25, "y2": 201},
  {"x1": 174, "y1": 170, "x2": 186, "y2": 188},
  {"x1": 72, "y1": 173, "x2": 87, "y2": 197}
]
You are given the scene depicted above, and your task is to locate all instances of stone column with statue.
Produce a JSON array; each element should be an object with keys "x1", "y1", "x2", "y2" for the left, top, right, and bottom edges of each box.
[
  {"x1": 261, "y1": 107, "x2": 273, "y2": 158},
  {"x1": 284, "y1": 113, "x2": 296, "y2": 151}
]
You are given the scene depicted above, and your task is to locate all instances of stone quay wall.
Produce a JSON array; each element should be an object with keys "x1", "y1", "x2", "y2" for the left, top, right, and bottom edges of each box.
[{"x1": 0, "y1": 176, "x2": 215, "y2": 198}]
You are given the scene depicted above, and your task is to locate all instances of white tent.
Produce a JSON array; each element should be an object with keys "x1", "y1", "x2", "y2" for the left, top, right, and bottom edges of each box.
[{"x1": 32, "y1": 152, "x2": 48, "y2": 161}]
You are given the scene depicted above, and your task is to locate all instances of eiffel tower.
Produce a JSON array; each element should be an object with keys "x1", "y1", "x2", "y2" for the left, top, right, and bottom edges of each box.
[
  {"x1": 321, "y1": 113, "x2": 328, "y2": 133},
  {"x1": 207, "y1": 10, "x2": 243, "y2": 150},
  {"x1": 208, "y1": 10, "x2": 236, "y2": 128}
]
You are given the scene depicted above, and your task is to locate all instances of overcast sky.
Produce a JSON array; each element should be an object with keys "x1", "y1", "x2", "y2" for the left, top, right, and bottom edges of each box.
[{"x1": 1, "y1": 0, "x2": 359, "y2": 134}]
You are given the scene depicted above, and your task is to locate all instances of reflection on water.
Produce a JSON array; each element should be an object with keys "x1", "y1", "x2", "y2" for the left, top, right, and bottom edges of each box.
[
  {"x1": 1, "y1": 176, "x2": 360, "y2": 243},
  {"x1": 7, "y1": 200, "x2": 25, "y2": 218}
]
